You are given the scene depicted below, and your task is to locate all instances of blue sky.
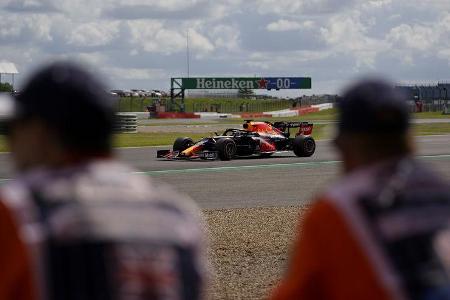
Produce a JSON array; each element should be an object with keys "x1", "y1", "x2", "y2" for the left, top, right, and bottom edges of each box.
[{"x1": 1, "y1": 0, "x2": 449, "y2": 96}]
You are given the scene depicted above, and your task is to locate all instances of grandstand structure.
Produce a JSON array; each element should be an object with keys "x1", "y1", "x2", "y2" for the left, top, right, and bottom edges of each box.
[
  {"x1": 395, "y1": 82, "x2": 450, "y2": 113},
  {"x1": 395, "y1": 82, "x2": 450, "y2": 102}
]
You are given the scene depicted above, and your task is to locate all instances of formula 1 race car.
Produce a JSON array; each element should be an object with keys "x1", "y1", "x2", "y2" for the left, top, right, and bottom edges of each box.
[{"x1": 157, "y1": 120, "x2": 316, "y2": 161}]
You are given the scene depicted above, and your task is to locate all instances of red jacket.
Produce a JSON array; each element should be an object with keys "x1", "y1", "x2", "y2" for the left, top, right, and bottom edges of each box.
[
  {"x1": 0, "y1": 200, "x2": 37, "y2": 300},
  {"x1": 271, "y1": 158, "x2": 450, "y2": 300}
]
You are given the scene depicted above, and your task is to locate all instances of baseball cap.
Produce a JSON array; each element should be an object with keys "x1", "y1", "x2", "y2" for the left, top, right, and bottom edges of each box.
[
  {"x1": 11, "y1": 61, "x2": 116, "y2": 151},
  {"x1": 338, "y1": 78, "x2": 410, "y2": 135}
]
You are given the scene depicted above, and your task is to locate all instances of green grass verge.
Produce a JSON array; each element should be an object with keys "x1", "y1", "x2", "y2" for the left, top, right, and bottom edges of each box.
[
  {"x1": 114, "y1": 123, "x2": 450, "y2": 148},
  {"x1": 412, "y1": 123, "x2": 450, "y2": 136},
  {"x1": 144, "y1": 109, "x2": 449, "y2": 127},
  {"x1": 113, "y1": 132, "x2": 208, "y2": 147},
  {"x1": 412, "y1": 111, "x2": 450, "y2": 119},
  {"x1": 0, "y1": 123, "x2": 448, "y2": 152},
  {"x1": 144, "y1": 109, "x2": 339, "y2": 126},
  {"x1": 113, "y1": 124, "x2": 327, "y2": 147}
]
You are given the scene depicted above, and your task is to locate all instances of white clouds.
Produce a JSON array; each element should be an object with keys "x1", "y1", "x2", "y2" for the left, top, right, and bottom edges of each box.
[
  {"x1": 385, "y1": 12, "x2": 450, "y2": 66},
  {"x1": 0, "y1": 19, "x2": 21, "y2": 39},
  {"x1": 68, "y1": 22, "x2": 119, "y2": 47},
  {"x1": 320, "y1": 13, "x2": 362, "y2": 45},
  {"x1": 438, "y1": 49, "x2": 450, "y2": 62},
  {"x1": 126, "y1": 20, "x2": 177, "y2": 54},
  {"x1": 4, "y1": 0, "x2": 59, "y2": 13},
  {"x1": 267, "y1": 20, "x2": 314, "y2": 32},
  {"x1": 75, "y1": 52, "x2": 108, "y2": 66},
  {"x1": 256, "y1": 0, "x2": 354, "y2": 16},
  {"x1": 105, "y1": 67, "x2": 168, "y2": 80},
  {"x1": 387, "y1": 24, "x2": 438, "y2": 51},
  {"x1": 256, "y1": 0, "x2": 303, "y2": 15},
  {"x1": 1, "y1": 0, "x2": 450, "y2": 93},
  {"x1": 0, "y1": 14, "x2": 53, "y2": 42},
  {"x1": 209, "y1": 25, "x2": 240, "y2": 52},
  {"x1": 361, "y1": 0, "x2": 392, "y2": 9},
  {"x1": 113, "y1": 0, "x2": 205, "y2": 11},
  {"x1": 320, "y1": 12, "x2": 389, "y2": 68},
  {"x1": 244, "y1": 50, "x2": 330, "y2": 71},
  {"x1": 188, "y1": 29, "x2": 215, "y2": 54},
  {"x1": 125, "y1": 20, "x2": 215, "y2": 55},
  {"x1": 103, "y1": 0, "x2": 241, "y2": 21}
]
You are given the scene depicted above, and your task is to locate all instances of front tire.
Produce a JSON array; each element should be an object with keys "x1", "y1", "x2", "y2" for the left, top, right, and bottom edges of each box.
[
  {"x1": 216, "y1": 139, "x2": 237, "y2": 161},
  {"x1": 173, "y1": 137, "x2": 194, "y2": 151},
  {"x1": 293, "y1": 135, "x2": 316, "y2": 157}
]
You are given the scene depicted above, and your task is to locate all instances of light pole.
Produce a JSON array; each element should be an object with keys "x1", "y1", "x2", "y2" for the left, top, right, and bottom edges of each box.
[{"x1": 186, "y1": 29, "x2": 190, "y2": 78}]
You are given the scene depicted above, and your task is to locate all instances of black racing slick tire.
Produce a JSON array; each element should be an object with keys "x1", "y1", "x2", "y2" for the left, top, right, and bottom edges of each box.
[
  {"x1": 293, "y1": 135, "x2": 316, "y2": 157},
  {"x1": 216, "y1": 138, "x2": 237, "y2": 161},
  {"x1": 173, "y1": 137, "x2": 194, "y2": 152}
]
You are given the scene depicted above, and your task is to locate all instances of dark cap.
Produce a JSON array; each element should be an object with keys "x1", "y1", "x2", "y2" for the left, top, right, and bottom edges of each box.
[
  {"x1": 14, "y1": 61, "x2": 116, "y2": 152},
  {"x1": 338, "y1": 78, "x2": 410, "y2": 135}
]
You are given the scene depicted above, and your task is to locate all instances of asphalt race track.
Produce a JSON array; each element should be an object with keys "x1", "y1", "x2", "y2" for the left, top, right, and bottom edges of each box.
[
  {"x1": 0, "y1": 135, "x2": 449, "y2": 209},
  {"x1": 125, "y1": 135, "x2": 450, "y2": 209}
]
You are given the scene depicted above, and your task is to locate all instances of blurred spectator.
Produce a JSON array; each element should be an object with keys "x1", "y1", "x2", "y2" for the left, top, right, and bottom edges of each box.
[
  {"x1": 271, "y1": 78, "x2": 450, "y2": 300},
  {"x1": 415, "y1": 100, "x2": 423, "y2": 113},
  {"x1": 0, "y1": 62, "x2": 206, "y2": 300}
]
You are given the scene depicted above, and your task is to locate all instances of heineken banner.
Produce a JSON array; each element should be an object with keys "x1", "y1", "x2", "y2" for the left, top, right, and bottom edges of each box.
[{"x1": 181, "y1": 77, "x2": 311, "y2": 90}]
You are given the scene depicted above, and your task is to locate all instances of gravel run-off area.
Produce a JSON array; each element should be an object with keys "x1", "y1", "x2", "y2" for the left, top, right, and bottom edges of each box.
[{"x1": 203, "y1": 206, "x2": 309, "y2": 300}]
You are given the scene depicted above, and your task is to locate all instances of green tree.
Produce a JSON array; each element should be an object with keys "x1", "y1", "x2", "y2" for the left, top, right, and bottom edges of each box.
[
  {"x1": 0, "y1": 82, "x2": 13, "y2": 92},
  {"x1": 238, "y1": 88, "x2": 255, "y2": 99}
]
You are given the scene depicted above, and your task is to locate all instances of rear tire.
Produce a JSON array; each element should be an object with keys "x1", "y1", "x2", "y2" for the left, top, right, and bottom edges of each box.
[
  {"x1": 173, "y1": 137, "x2": 194, "y2": 152},
  {"x1": 216, "y1": 139, "x2": 236, "y2": 161},
  {"x1": 293, "y1": 135, "x2": 316, "y2": 157}
]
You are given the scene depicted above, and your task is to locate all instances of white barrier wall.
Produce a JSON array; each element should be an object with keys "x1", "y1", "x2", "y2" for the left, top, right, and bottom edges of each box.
[
  {"x1": 194, "y1": 112, "x2": 234, "y2": 119},
  {"x1": 263, "y1": 109, "x2": 298, "y2": 117},
  {"x1": 189, "y1": 104, "x2": 335, "y2": 119},
  {"x1": 311, "y1": 103, "x2": 334, "y2": 111}
]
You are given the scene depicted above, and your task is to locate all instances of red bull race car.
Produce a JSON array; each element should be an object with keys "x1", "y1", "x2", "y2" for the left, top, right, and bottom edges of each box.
[{"x1": 157, "y1": 120, "x2": 316, "y2": 161}]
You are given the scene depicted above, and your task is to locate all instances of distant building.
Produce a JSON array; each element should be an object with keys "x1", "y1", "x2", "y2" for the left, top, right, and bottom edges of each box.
[{"x1": 0, "y1": 61, "x2": 19, "y2": 89}]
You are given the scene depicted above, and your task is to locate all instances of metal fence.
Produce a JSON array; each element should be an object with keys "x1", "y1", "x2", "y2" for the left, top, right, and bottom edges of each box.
[
  {"x1": 188, "y1": 101, "x2": 291, "y2": 113},
  {"x1": 117, "y1": 97, "x2": 157, "y2": 112},
  {"x1": 408, "y1": 100, "x2": 450, "y2": 113},
  {"x1": 116, "y1": 97, "x2": 293, "y2": 113}
]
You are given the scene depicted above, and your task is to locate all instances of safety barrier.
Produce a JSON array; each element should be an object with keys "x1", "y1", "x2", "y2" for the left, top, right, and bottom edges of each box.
[
  {"x1": 294, "y1": 107, "x2": 320, "y2": 115},
  {"x1": 240, "y1": 112, "x2": 272, "y2": 118},
  {"x1": 114, "y1": 113, "x2": 138, "y2": 133},
  {"x1": 263, "y1": 109, "x2": 298, "y2": 117},
  {"x1": 151, "y1": 105, "x2": 334, "y2": 119},
  {"x1": 311, "y1": 103, "x2": 334, "y2": 111},
  {"x1": 194, "y1": 112, "x2": 235, "y2": 119},
  {"x1": 156, "y1": 112, "x2": 200, "y2": 119}
]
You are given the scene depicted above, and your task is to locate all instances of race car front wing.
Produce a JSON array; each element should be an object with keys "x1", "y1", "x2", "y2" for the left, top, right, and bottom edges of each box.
[{"x1": 157, "y1": 150, "x2": 218, "y2": 160}]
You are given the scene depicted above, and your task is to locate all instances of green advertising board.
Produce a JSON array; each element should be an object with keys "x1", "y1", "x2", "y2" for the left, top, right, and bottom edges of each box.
[{"x1": 180, "y1": 77, "x2": 311, "y2": 90}]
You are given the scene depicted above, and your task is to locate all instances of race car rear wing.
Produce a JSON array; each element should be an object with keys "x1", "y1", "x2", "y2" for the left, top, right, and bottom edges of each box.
[
  {"x1": 298, "y1": 123, "x2": 313, "y2": 136},
  {"x1": 272, "y1": 121, "x2": 314, "y2": 135}
]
